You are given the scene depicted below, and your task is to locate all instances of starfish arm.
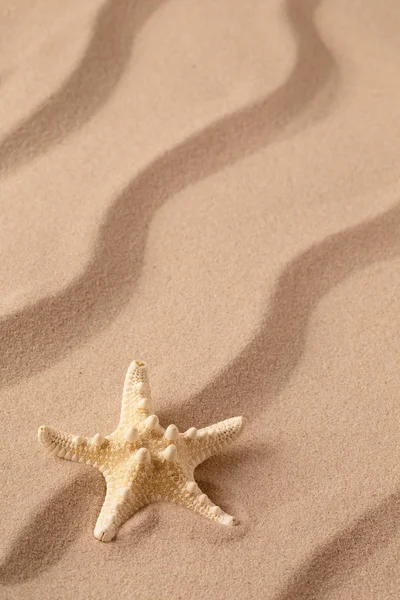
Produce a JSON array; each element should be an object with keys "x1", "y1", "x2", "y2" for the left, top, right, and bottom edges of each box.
[
  {"x1": 185, "y1": 416, "x2": 245, "y2": 469},
  {"x1": 94, "y1": 488, "x2": 120, "y2": 542},
  {"x1": 174, "y1": 479, "x2": 236, "y2": 526},
  {"x1": 93, "y1": 483, "x2": 142, "y2": 542},
  {"x1": 117, "y1": 360, "x2": 153, "y2": 429},
  {"x1": 38, "y1": 426, "x2": 115, "y2": 468},
  {"x1": 38, "y1": 425, "x2": 94, "y2": 462},
  {"x1": 94, "y1": 455, "x2": 153, "y2": 542}
]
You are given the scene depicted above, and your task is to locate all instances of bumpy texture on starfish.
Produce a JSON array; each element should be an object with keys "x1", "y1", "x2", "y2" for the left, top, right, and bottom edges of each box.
[{"x1": 38, "y1": 361, "x2": 245, "y2": 542}]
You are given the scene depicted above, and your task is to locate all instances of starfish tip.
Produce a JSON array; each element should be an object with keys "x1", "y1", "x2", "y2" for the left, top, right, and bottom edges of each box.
[
  {"x1": 37, "y1": 425, "x2": 53, "y2": 447},
  {"x1": 220, "y1": 514, "x2": 236, "y2": 527},
  {"x1": 94, "y1": 522, "x2": 117, "y2": 543}
]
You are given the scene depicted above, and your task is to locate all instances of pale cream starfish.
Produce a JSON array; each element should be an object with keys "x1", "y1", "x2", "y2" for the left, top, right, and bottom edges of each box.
[{"x1": 38, "y1": 361, "x2": 245, "y2": 542}]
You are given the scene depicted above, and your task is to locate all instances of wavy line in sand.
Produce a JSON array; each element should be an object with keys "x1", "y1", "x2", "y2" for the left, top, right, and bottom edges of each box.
[
  {"x1": 0, "y1": 0, "x2": 166, "y2": 176},
  {"x1": 273, "y1": 490, "x2": 400, "y2": 600},
  {"x1": 0, "y1": 473, "x2": 101, "y2": 585},
  {"x1": 169, "y1": 200, "x2": 400, "y2": 429},
  {"x1": 0, "y1": 0, "x2": 337, "y2": 389}
]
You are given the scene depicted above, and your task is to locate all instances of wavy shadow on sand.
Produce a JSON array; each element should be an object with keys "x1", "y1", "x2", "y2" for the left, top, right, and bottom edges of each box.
[
  {"x1": 0, "y1": 472, "x2": 103, "y2": 585},
  {"x1": 273, "y1": 490, "x2": 400, "y2": 600},
  {"x1": 0, "y1": 0, "x2": 337, "y2": 389},
  {"x1": 0, "y1": 0, "x2": 166, "y2": 176},
  {"x1": 164, "y1": 200, "x2": 400, "y2": 429}
]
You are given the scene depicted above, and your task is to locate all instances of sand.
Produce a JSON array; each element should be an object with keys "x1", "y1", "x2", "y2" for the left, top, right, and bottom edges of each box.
[{"x1": 1, "y1": 0, "x2": 400, "y2": 598}]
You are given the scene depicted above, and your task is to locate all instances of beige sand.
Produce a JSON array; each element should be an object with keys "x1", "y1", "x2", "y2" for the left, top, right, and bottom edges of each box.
[{"x1": 1, "y1": 0, "x2": 400, "y2": 598}]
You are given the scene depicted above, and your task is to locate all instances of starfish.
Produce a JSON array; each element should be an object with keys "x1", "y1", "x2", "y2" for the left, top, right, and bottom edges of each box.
[{"x1": 38, "y1": 361, "x2": 245, "y2": 542}]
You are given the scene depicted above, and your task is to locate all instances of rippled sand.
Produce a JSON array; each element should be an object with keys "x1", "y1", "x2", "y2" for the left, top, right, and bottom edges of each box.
[{"x1": 1, "y1": 1, "x2": 400, "y2": 598}]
